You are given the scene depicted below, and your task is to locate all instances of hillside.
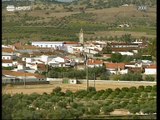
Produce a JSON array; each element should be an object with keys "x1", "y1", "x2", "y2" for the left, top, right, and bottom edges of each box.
[{"x1": 2, "y1": 0, "x2": 156, "y2": 44}]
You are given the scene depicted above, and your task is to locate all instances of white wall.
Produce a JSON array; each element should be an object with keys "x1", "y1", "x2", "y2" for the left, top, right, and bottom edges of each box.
[
  {"x1": 2, "y1": 63, "x2": 13, "y2": 67},
  {"x1": 2, "y1": 55, "x2": 12, "y2": 60},
  {"x1": 32, "y1": 42, "x2": 64, "y2": 49},
  {"x1": 145, "y1": 69, "x2": 156, "y2": 75},
  {"x1": 17, "y1": 64, "x2": 24, "y2": 70}
]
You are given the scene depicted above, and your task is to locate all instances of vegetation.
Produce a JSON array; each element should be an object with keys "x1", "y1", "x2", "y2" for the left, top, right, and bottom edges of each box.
[
  {"x1": 48, "y1": 66, "x2": 110, "y2": 80},
  {"x1": 2, "y1": 0, "x2": 156, "y2": 43},
  {"x1": 108, "y1": 53, "x2": 134, "y2": 63},
  {"x1": 2, "y1": 85, "x2": 156, "y2": 119}
]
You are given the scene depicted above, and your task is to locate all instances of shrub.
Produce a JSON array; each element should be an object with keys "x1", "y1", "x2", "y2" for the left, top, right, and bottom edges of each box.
[
  {"x1": 88, "y1": 87, "x2": 96, "y2": 92},
  {"x1": 102, "y1": 105, "x2": 114, "y2": 115},
  {"x1": 145, "y1": 75, "x2": 155, "y2": 81}
]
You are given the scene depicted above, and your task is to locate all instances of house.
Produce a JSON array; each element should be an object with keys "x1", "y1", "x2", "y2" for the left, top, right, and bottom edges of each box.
[
  {"x1": 125, "y1": 62, "x2": 142, "y2": 68},
  {"x1": 112, "y1": 51, "x2": 134, "y2": 56},
  {"x1": 105, "y1": 63, "x2": 127, "y2": 74},
  {"x1": 48, "y1": 57, "x2": 66, "y2": 67},
  {"x1": 31, "y1": 41, "x2": 64, "y2": 50},
  {"x1": 144, "y1": 65, "x2": 156, "y2": 75},
  {"x1": 2, "y1": 47, "x2": 16, "y2": 60},
  {"x1": 2, "y1": 70, "x2": 46, "y2": 84},
  {"x1": 87, "y1": 59, "x2": 103, "y2": 68},
  {"x1": 2, "y1": 60, "x2": 13, "y2": 67},
  {"x1": 110, "y1": 42, "x2": 139, "y2": 48}
]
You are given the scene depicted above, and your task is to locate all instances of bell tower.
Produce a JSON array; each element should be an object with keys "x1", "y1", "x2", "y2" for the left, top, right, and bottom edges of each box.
[{"x1": 79, "y1": 28, "x2": 84, "y2": 45}]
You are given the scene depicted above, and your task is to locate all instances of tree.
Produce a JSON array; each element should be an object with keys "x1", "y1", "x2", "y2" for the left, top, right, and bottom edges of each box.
[
  {"x1": 129, "y1": 106, "x2": 140, "y2": 114},
  {"x1": 129, "y1": 86, "x2": 137, "y2": 93},
  {"x1": 138, "y1": 85, "x2": 145, "y2": 92},
  {"x1": 89, "y1": 106, "x2": 100, "y2": 115},
  {"x1": 52, "y1": 87, "x2": 62, "y2": 93},
  {"x1": 144, "y1": 86, "x2": 152, "y2": 92},
  {"x1": 121, "y1": 34, "x2": 132, "y2": 43},
  {"x1": 102, "y1": 105, "x2": 114, "y2": 115},
  {"x1": 145, "y1": 75, "x2": 155, "y2": 81},
  {"x1": 88, "y1": 87, "x2": 96, "y2": 92}
]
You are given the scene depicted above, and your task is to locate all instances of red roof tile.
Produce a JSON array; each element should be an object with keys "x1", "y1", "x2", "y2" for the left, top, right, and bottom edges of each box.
[
  {"x1": 105, "y1": 63, "x2": 125, "y2": 69},
  {"x1": 147, "y1": 65, "x2": 156, "y2": 69},
  {"x1": 2, "y1": 60, "x2": 13, "y2": 63},
  {"x1": 87, "y1": 59, "x2": 103, "y2": 65},
  {"x1": 2, "y1": 48, "x2": 14, "y2": 53}
]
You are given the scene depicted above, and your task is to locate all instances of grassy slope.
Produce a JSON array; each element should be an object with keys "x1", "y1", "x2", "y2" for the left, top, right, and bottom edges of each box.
[{"x1": 2, "y1": 2, "x2": 156, "y2": 44}]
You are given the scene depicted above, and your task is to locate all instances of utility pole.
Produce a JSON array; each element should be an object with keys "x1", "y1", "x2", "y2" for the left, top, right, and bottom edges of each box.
[
  {"x1": 86, "y1": 54, "x2": 89, "y2": 91},
  {"x1": 24, "y1": 69, "x2": 26, "y2": 88}
]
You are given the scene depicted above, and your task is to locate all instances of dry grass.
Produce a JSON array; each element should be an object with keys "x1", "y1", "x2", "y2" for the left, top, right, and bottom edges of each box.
[
  {"x1": 3, "y1": 82, "x2": 156, "y2": 95},
  {"x1": 85, "y1": 30, "x2": 156, "y2": 38}
]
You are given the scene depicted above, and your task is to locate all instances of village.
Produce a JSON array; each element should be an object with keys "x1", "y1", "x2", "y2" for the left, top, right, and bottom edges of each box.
[{"x1": 2, "y1": 29, "x2": 156, "y2": 85}]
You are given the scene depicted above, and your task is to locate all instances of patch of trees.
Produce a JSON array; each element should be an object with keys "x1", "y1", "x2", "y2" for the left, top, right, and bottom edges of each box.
[
  {"x1": 108, "y1": 53, "x2": 134, "y2": 63},
  {"x1": 48, "y1": 66, "x2": 109, "y2": 80},
  {"x1": 2, "y1": 85, "x2": 156, "y2": 119}
]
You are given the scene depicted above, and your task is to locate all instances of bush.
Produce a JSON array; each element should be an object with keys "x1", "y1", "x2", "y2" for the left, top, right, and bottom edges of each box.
[
  {"x1": 89, "y1": 106, "x2": 100, "y2": 115},
  {"x1": 52, "y1": 87, "x2": 62, "y2": 93},
  {"x1": 145, "y1": 75, "x2": 155, "y2": 81},
  {"x1": 144, "y1": 86, "x2": 152, "y2": 92},
  {"x1": 138, "y1": 86, "x2": 145, "y2": 92},
  {"x1": 88, "y1": 87, "x2": 96, "y2": 92},
  {"x1": 102, "y1": 105, "x2": 114, "y2": 115}
]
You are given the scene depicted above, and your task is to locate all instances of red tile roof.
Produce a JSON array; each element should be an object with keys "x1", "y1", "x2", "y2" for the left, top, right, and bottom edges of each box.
[
  {"x1": 64, "y1": 42, "x2": 79, "y2": 44},
  {"x1": 2, "y1": 60, "x2": 13, "y2": 63},
  {"x1": 105, "y1": 63, "x2": 125, "y2": 69},
  {"x1": 2, "y1": 48, "x2": 14, "y2": 53},
  {"x1": 146, "y1": 65, "x2": 156, "y2": 69},
  {"x1": 87, "y1": 59, "x2": 103, "y2": 65}
]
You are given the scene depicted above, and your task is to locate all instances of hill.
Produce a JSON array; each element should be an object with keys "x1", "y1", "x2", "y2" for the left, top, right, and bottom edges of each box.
[{"x1": 2, "y1": 0, "x2": 156, "y2": 44}]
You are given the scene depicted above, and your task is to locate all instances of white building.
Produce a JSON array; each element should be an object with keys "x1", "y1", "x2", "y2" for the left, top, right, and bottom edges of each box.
[
  {"x1": 144, "y1": 65, "x2": 156, "y2": 75},
  {"x1": 6, "y1": 5, "x2": 15, "y2": 11},
  {"x1": 2, "y1": 60, "x2": 13, "y2": 67},
  {"x1": 2, "y1": 53, "x2": 13, "y2": 60},
  {"x1": 32, "y1": 41, "x2": 64, "y2": 49}
]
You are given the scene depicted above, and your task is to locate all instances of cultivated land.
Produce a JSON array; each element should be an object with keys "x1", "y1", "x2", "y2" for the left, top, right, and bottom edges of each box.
[
  {"x1": 2, "y1": 4, "x2": 156, "y2": 43},
  {"x1": 3, "y1": 81, "x2": 156, "y2": 95}
]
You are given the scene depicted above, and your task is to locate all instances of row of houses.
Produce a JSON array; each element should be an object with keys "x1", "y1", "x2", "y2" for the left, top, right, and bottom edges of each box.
[{"x1": 2, "y1": 35, "x2": 156, "y2": 84}]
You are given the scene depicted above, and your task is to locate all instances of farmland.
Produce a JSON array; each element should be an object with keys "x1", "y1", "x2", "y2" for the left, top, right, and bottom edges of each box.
[
  {"x1": 3, "y1": 84, "x2": 156, "y2": 119},
  {"x1": 2, "y1": 1, "x2": 156, "y2": 44}
]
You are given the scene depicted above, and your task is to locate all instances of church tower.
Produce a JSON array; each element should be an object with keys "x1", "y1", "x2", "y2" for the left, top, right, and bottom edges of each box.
[{"x1": 79, "y1": 28, "x2": 84, "y2": 45}]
